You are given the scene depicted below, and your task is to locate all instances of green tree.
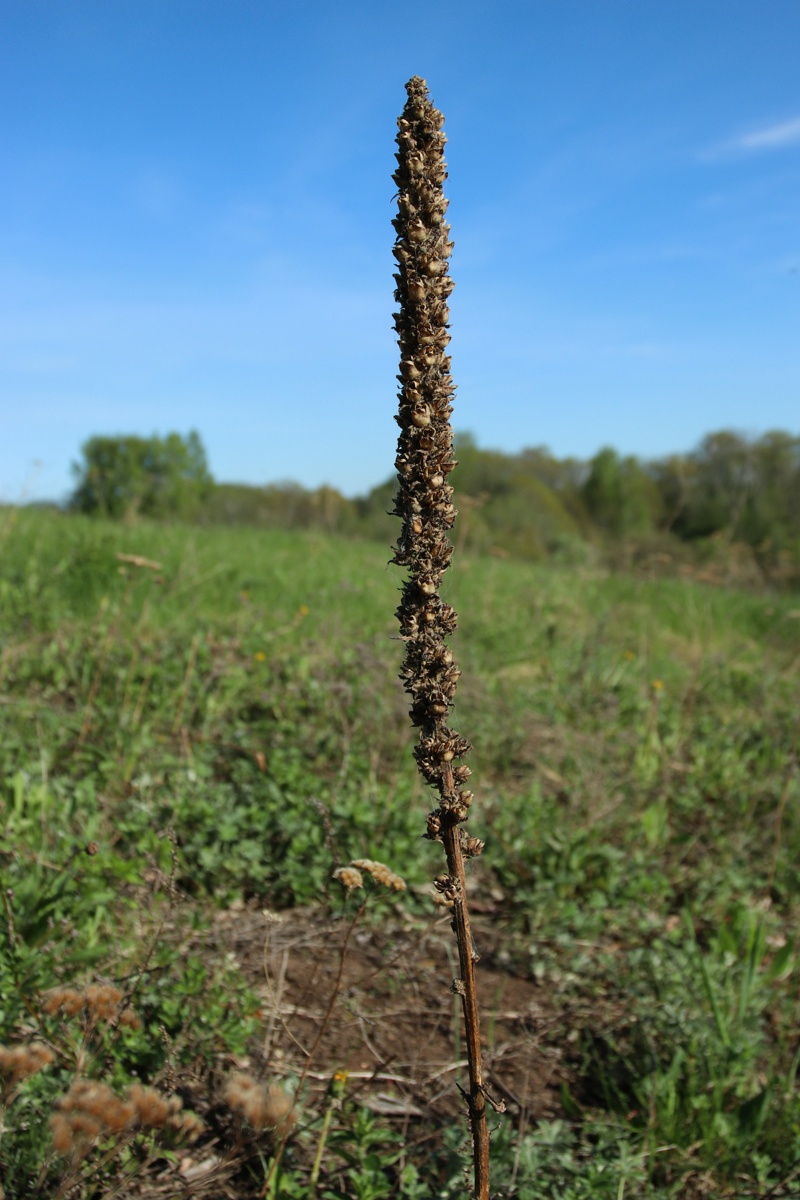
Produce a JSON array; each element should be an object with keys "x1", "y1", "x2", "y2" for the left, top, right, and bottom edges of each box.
[
  {"x1": 449, "y1": 434, "x2": 584, "y2": 558},
  {"x1": 649, "y1": 453, "x2": 695, "y2": 533},
  {"x1": 581, "y1": 447, "x2": 661, "y2": 536},
  {"x1": 742, "y1": 431, "x2": 800, "y2": 548},
  {"x1": 70, "y1": 431, "x2": 212, "y2": 520},
  {"x1": 675, "y1": 431, "x2": 753, "y2": 540}
]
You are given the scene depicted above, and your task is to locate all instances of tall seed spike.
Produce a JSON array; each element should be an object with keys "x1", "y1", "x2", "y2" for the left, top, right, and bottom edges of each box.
[{"x1": 390, "y1": 77, "x2": 493, "y2": 1200}]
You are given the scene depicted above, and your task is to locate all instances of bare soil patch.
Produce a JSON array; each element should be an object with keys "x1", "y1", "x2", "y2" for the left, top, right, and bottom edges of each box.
[{"x1": 212, "y1": 903, "x2": 566, "y2": 1127}]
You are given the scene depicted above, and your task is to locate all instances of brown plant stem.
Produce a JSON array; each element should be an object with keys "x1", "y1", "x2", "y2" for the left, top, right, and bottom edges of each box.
[
  {"x1": 441, "y1": 823, "x2": 490, "y2": 1195},
  {"x1": 390, "y1": 76, "x2": 491, "y2": 1199}
]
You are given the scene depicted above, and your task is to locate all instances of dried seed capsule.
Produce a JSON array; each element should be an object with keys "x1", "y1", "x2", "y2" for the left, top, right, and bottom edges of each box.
[
  {"x1": 400, "y1": 359, "x2": 422, "y2": 381},
  {"x1": 426, "y1": 811, "x2": 442, "y2": 838},
  {"x1": 461, "y1": 833, "x2": 484, "y2": 858}
]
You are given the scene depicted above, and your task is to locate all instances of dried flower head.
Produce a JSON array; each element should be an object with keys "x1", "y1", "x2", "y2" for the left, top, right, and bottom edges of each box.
[
  {"x1": 350, "y1": 859, "x2": 407, "y2": 891},
  {"x1": 51, "y1": 1080, "x2": 135, "y2": 1154},
  {"x1": 84, "y1": 984, "x2": 123, "y2": 1021},
  {"x1": 42, "y1": 987, "x2": 85, "y2": 1018},
  {"x1": 129, "y1": 1083, "x2": 174, "y2": 1128},
  {"x1": 50, "y1": 1113, "x2": 75, "y2": 1155},
  {"x1": 42, "y1": 983, "x2": 126, "y2": 1024},
  {"x1": 130, "y1": 1085, "x2": 203, "y2": 1138},
  {"x1": 332, "y1": 866, "x2": 364, "y2": 891},
  {"x1": 224, "y1": 1072, "x2": 296, "y2": 1135},
  {"x1": 0, "y1": 1042, "x2": 55, "y2": 1086},
  {"x1": 50, "y1": 1077, "x2": 201, "y2": 1157}
]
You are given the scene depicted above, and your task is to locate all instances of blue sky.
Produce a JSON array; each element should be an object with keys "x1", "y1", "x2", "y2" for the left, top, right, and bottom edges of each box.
[{"x1": 1, "y1": 0, "x2": 798, "y2": 502}]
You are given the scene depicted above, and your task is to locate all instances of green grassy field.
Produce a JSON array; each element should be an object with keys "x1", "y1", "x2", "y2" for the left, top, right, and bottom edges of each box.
[{"x1": 2, "y1": 506, "x2": 799, "y2": 1198}]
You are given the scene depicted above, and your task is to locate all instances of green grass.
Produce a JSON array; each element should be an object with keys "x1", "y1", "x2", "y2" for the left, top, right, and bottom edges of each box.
[{"x1": 2, "y1": 505, "x2": 800, "y2": 1197}]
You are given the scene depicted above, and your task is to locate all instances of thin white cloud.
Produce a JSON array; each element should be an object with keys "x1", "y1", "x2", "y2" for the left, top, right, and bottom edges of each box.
[
  {"x1": 737, "y1": 116, "x2": 800, "y2": 150},
  {"x1": 734, "y1": 115, "x2": 800, "y2": 152},
  {"x1": 701, "y1": 115, "x2": 800, "y2": 161}
]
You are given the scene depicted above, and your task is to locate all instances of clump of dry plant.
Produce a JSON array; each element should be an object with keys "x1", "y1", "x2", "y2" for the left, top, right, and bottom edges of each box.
[
  {"x1": 0, "y1": 980, "x2": 210, "y2": 1196},
  {"x1": 0, "y1": 1040, "x2": 56, "y2": 1138},
  {"x1": 332, "y1": 864, "x2": 365, "y2": 891},
  {"x1": 333, "y1": 858, "x2": 407, "y2": 892},
  {"x1": 50, "y1": 1077, "x2": 203, "y2": 1160},
  {"x1": 42, "y1": 983, "x2": 140, "y2": 1030},
  {"x1": 224, "y1": 1071, "x2": 296, "y2": 1136},
  {"x1": 0, "y1": 1042, "x2": 55, "y2": 1092},
  {"x1": 390, "y1": 75, "x2": 493, "y2": 1199}
]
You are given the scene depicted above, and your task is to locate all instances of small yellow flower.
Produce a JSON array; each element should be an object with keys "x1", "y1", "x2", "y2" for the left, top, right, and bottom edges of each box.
[
  {"x1": 254, "y1": 651, "x2": 266, "y2": 663},
  {"x1": 623, "y1": 650, "x2": 636, "y2": 661},
  {"x1": 331, "y1": 1069, "x2": 349, "y2": 1097},
  {"x1": 651, "y1": 679, "x2": 664, "y2": 691},
  {"x1": 298, "y1": 605, "x2": 309, "y2": 617}
]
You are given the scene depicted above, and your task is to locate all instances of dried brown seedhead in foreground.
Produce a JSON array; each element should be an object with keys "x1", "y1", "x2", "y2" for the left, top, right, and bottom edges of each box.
[
  {"x1": 390, "y1": 76, "x2": 491, "y2": 1198},
  {"x1": 42, "y1": 983, "x2": 139, "y2": 1028},
  {"x1": 391, "y1": 75, "x2": 477, "y2": 841},
  {"x1": 333, "y1": 859, "x2": 407, "y2": 892},
  {"x1": 0, "y1": 1042, "x2": 54, "y2": 1088},
  {"x1": 224, "y1": 1072, "x2": 296, "y2": 1135},
  {"x1": 50, "y1": 1078, "x2": 203, "y2": 1157}
]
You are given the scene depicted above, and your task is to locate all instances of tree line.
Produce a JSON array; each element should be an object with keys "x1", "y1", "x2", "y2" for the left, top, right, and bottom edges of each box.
[{"x1": 68, "y1": 428, "x2": 800, "y2": 585}]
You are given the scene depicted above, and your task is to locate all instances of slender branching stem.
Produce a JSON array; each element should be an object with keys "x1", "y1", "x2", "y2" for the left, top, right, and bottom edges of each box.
[{"x1": 391, "y1": 75, "x2": 490, "y2": 1200}]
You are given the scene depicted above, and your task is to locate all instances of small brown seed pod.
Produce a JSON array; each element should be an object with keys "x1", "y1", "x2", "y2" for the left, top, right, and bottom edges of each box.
[
  {"x1": 426, "y1": 811, "x2": 443, "y2": 838},
  {"x1": 461, "y1": 833, "x2": 485, "y2": 858}
]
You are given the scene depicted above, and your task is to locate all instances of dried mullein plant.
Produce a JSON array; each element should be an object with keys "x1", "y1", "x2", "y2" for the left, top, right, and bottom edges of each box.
[{"x1": 391, "y1": 75, "x2": 492, "y2": 1199}]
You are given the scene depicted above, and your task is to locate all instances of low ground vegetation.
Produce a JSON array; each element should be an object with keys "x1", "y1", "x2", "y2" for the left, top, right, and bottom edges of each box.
[{"x1": 1, "y1": 506, "x2": 799, "y2": 1197}]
